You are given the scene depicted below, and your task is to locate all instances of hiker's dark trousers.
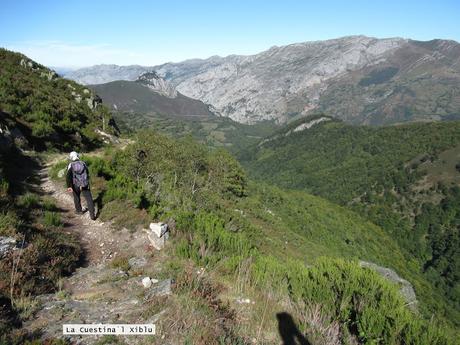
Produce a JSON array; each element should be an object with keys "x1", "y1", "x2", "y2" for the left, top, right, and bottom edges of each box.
[{"x1": 72, "y1": 186, "x2": 95, "y2": 219}]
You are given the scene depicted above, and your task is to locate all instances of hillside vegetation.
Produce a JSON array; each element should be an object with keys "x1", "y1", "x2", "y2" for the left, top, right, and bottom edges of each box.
[
  {"x1": 240, "y1": 115, "x2": 460, "y2": 324},
  {"x1": 0, "y1": 148, "x2": 83, "y2": 343},
  {"x1": 241, "y1": 115, "x2": 460, "y2": 204},
  {"x1": 0, "y1": 48, "x2": 458, "y2": 343},
  {"x1": 0, "y1": 48, "x2": 116, "y2": 151},
  {"x1": 113, "y1": 111, "x2": 276, "y2": 153},
  {"x1": 0, "y1": 49, "x2": 116, "y2": 343},
  {"x1": 46, "y1": 129, "x2": 455, "y2": 343}
]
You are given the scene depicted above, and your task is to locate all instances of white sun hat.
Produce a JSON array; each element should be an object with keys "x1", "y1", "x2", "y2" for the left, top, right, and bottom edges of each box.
[{"x1": 69, "y1": 151, "x2": 79, "y2": 161}]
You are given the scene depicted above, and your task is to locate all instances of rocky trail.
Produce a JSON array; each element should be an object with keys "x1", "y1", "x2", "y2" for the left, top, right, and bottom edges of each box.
[{"x1": 24, "y1": 156, "x2": 172, "y2": 344}]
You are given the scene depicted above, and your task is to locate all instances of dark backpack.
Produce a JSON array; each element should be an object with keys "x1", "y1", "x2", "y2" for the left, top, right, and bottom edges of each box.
[{"x1": 71, "y1": 161, "x2": 89, "y2": 189}]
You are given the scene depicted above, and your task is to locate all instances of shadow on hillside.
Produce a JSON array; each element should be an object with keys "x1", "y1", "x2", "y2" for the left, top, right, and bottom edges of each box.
[
  {"x1": 276, "y1": 312, "x2": 311, "y2": 345},
  {"x1": 3, "y1": 148, "x2": 42, "y2": 196},
  {"x1": 94, "y1": 189, "x2": 106, "y2": 219}
]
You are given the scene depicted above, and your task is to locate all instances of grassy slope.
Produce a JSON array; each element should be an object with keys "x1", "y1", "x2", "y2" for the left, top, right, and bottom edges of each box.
[
  {"x1": 0, "y1": 48, "x2": 115, "y2": 151},
  {"x1": 235, "y1": 183, "x2": 447, "y2": 321}
]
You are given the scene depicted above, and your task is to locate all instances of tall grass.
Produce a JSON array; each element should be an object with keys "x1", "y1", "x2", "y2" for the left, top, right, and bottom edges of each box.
[
  {"x1": 16, "y1": 193, "x2": 40, "y2": 208},
  {"x1": 43, "y1": 211, "x2": 62, "y2": 227}
]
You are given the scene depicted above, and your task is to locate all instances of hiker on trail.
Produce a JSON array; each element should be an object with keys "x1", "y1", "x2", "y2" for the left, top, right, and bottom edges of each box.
[{"x1": 66, "y1": 151, "x2": 96, "y2": 220}]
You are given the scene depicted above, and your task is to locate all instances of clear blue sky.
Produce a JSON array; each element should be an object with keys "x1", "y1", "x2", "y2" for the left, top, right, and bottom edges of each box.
[{"x1": 2, "y1": 0, "x2": 459, "y2": 68}]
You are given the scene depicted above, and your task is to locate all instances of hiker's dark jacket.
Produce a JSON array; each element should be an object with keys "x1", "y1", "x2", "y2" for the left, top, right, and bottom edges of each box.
[{"x1": 66, "y1": 160, "x2": 90, "y2": 189}]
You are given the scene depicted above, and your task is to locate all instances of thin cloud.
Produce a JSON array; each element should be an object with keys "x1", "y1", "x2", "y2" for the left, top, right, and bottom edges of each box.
[{"x1": 4, "y1": 40, "x2": 155, "y2": 68}]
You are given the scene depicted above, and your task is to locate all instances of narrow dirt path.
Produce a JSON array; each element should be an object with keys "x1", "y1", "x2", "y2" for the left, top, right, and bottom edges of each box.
[
  {"x1": 39, "y1": 157, "x2": 121, "y2": 265},
  {"x1": 24, "y1": 156, "x2": 171, "y2": 345}
]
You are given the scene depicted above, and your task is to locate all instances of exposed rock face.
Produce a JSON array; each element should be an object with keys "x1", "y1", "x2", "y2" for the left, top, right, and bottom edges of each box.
[
  {"x1": 144, "y1": 279, "x2": 172, "y2": 299},
  {"x1": 360, "y1": 261, "x2": 418, "y2": 311},
  {"x1": 136, "y1": 71, "x2": 177, "y2": 98},
  {"x1": 0, "y1": 237, "x2": 16, "y2": 258},
  {"x1": 20, "y1": 58, "x2": 58, "y2": 81},
  {"x1": 285, "y1": 116, "x2": 331, "y2": 136},
  {"x1": 156, "y1": 36, "x2": 460, "y2": 125},
  {"x1": 146, "y1": 222, "x2": 169, "y2": 250},
  {"x1": 94, "y1": 129, "x2": 120, "y2": 144},
  {"x1": 155, "y1": 36, "x2": 407, "y2": 123},
  {"x1": 66, "y1": 36, "x2": 460, "y2": 125}
]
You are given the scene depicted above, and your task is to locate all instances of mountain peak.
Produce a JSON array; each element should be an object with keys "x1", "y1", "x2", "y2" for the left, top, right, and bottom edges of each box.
[{"x1": 136, "y1": 71, "x2": 177, "y2": 98}]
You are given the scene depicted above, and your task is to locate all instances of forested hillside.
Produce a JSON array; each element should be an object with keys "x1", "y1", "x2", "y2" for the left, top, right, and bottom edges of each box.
[
  {"x1": 112, "y1": 111, "x2": 276, "y2": 154},
  {"x1": 240, "y1": 115, "x2": 460, "y2": 324}
]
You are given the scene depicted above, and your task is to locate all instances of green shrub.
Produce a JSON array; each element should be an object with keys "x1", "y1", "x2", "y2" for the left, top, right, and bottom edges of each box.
[
  {"x1": 42, "y1": 197, "x2": 57, "y2": 211},
  {"x1": 0, "y1": 179, "x2": 8, "y2": 198},
  {"x1": 49, "y1": 160, "x2": 68, "y2": 180},
  {"x1": 31, "y1": 120, "x2": 54, "y2": 138},
  {"x1": 43, "y1": 211, "x2": 62, "y2": 227},
  {"x1": 176, "y1": 211, "x2": 252, "y2": 266},
  {"x1": 17, "y1": 193, "x2": 40, "y2": 209},
  {"x1": 250, "y1": 256, "x2": 453, "y2": 344},
  {"x1": 0, "y1": 48, "x2": 116, "y2": 151},
  {"x1": 82, "y1": 155, "x2": 113, "y2": 179},
  {"x1": 103, "y1": 174, "x2": 139, "y2": 203},
  {"x1": 175, "y1": 207, "x2": 453, "y2": 344},
  {"x1": 0, "y1": 211, "x2": 18, "y2": 236},
  {"x1": 110, "y1": 256, "x2": 130, "y2": 272}
]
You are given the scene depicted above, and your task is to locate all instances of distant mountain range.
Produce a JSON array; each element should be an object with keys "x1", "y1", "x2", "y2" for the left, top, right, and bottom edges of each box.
[
  {"x1": 65, "y1": 35, "x2": 460, "y2": 125},
  {"x1": 66, "y1": 64, "x2": 148, "y2": 85}
]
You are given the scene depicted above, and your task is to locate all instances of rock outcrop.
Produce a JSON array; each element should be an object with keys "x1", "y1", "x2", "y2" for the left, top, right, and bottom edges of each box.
[
  {"x1": 155, "y1": 36, "x2": 460, "y2": 125},
  {"x1": 0, "y1": 237, "x2": 16, "y2": 258},
  {"x1": 360, "y1": 261, "x2": 418, "y2": 311},
  {"x1": 136, "y1": 71, "x2": 177, "y2": 98},
  {"x1": 146, "y1": 222, "x2": 169, "y2": 250}
]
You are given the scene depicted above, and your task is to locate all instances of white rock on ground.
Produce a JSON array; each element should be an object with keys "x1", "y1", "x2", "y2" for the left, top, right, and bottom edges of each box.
[
  {"x1": 142, "y1": 276, "x2": 152, "y2": 288},
  {"x1": 0, "y1": 237, "x2": 16, "y2": 258}
]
